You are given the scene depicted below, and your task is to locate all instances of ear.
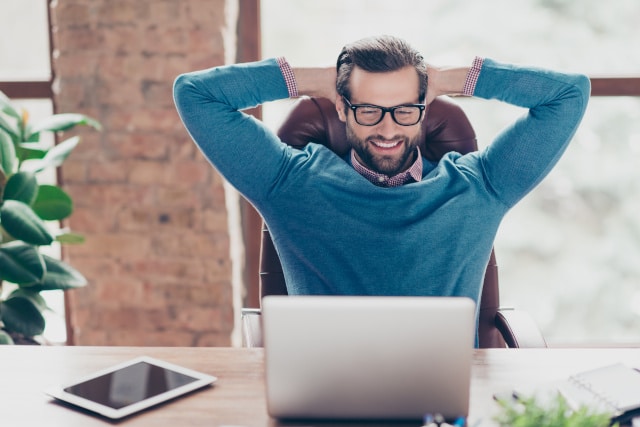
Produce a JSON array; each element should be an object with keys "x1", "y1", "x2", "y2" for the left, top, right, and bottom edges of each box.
[{"x1": 335, "y1": 96, "x2": 347, "y2": 122}]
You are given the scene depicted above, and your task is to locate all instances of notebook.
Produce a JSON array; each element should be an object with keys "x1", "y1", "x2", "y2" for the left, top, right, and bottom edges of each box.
[
  {"x1": 556, "y1": 362, "x2": 640, "y2": 423},
  {"x1": 261, "y1": 295, "x2": 476, "y2": 421}
]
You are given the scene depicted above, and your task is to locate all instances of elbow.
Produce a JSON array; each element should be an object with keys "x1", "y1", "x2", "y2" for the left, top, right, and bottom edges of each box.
[
  {"x1": 172, "y1": 73, "x2": 190, "y2": 106},
  {"x1": 573, "y1": 73, "x2": 592, "y2": 112}
]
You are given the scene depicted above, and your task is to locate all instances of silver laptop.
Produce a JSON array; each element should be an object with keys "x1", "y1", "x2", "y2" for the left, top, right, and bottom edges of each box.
[{"x1": 262, "y1": 295, "x2": 476, "y2": 421}]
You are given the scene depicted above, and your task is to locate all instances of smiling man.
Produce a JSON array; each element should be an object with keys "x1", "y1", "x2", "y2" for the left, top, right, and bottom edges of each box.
[{"x1": 173, "y1": 35, "x2": 590, "y2": 330}]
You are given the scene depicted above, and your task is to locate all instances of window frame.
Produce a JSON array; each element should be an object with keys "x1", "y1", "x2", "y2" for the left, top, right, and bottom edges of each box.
[
  {"x1": 0, "y1": 0, "x2": 54, "y2": 101},
  {"x1": 0, "y1": 0, "x2": 65, "y2": 342}
]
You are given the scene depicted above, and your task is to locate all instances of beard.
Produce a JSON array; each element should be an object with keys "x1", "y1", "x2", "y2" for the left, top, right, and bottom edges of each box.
[{"x1": 346, "y1": 124, "x2": 421, "y2": 176}]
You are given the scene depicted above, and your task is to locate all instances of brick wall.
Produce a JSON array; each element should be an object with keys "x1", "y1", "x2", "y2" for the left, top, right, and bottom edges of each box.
[{"x1": 50, "y1": 0, "x2": 238, "y2": 346}]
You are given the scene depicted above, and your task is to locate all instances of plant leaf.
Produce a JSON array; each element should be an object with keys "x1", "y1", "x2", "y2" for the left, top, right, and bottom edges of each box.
[
  {"x1": 0, "y1": 90, "x2": 21, "y2": 120},
  {"x1": 0, "y1": 295, "x2": 45, "y2": 337},
  {"x1": 26, "y1": 254, "x2": 87, "y2": 291},
  {"x1": 0, "y1": 199, "x2": 54, "y2": 245},
  {"x1": 9, "y1": 288, "x2": 48, "y2": 312},
  {"x1": 0, "y1": 330, "x2": 15, "y2": 345},
  {"x1": 15, "y1": 142, "x2": 47, "y2": 163},
  {"x1": 0, "y1": 168, "x2": 5, "y2": 202},
  {"x1": 0, "y1": 128, "x2": 16, "y2": 175},
  {"x1": 20, "y1": 136, "x2": 80, "y2": 173},
  {"x1": 0, "y1": 112, "x2": 20, "y2": 142},
  {"x1": 0, "y1": 94, "x2": 21, "y2": 141},
  {"x1": 3, "y1": 171, "x2": 38, "y2": 205},
  {"x1": 26, "y1": 113, "x2": 102, "y2": 138},
  {"x1": 494, "y1": 393, "x2": 615, "y2": 427},
  {"x1": 31, "y1": 184, "x2": 73, "y2": 221},
  {"x1": 55, "y1": 231, "x2": 85, "y2": 244},
  {"x1": 0, "y1": 242, "x2": 45, "y2": 284}
]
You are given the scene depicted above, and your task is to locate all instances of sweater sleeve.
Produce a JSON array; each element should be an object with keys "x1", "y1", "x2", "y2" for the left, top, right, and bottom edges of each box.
[
  {"x1": 471, "y1": 58, "x2": 591, "y2": 207},
  {"x1": 172, "y1": 58, "x2": 294, "y2": 202}
]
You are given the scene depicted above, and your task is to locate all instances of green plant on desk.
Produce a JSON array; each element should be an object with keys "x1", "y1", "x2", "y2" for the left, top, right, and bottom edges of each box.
[
  {"x1": 0, "y1": 90, "x2": 101, "y2": 345},
  {"x1": 494, "y1": 393, "x2": 617, "y2": 427}
]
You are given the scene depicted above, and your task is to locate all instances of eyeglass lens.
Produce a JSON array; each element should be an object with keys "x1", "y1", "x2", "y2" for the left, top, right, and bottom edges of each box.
[{"x1": 354, "y1": 105, "x2": 423, "y2": 126}]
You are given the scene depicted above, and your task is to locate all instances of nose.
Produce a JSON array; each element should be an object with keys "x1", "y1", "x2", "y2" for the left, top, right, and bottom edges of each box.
[{"x1": 376, "y1": 111, "x2": 399, "y2": 137}]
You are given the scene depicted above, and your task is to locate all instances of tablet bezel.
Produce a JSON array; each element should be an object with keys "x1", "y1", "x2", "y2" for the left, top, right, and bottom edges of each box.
[{"x1": 44, "y1": 356, "x2": 217, "y2": 420}]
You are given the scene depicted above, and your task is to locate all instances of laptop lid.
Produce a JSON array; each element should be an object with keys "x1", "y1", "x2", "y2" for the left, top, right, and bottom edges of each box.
[{"x1": 262, "y1": 295, "x2": 476, "y2": 421}]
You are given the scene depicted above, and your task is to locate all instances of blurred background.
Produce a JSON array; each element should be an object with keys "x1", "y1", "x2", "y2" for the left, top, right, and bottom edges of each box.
[
  {"x1": 260, "y1": 0, "x2": 640, "y2": 345},
  {"x1": 1, "y1": 0, "x2": 638, "y2": 346}
]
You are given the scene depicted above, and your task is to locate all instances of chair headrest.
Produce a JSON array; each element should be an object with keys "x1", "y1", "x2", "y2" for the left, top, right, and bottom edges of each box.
[{"x1": 276, "y1": 96, "x2": 477, "y2": 162}]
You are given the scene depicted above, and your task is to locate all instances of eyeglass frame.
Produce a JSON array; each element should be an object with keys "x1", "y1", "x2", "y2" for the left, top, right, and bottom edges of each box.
[{"x1": 342, "y1": 97, "x2": 426, "y2": 127}]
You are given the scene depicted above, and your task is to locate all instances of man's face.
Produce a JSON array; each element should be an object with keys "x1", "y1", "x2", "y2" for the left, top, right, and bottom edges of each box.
[{"x1": 336, "y1": 66, "x2": 424, "y2": 176}]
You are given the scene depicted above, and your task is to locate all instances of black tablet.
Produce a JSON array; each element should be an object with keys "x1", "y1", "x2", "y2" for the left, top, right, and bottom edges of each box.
[{"x1": 45, "y1": 356, "x2": 217, "y2": 420}]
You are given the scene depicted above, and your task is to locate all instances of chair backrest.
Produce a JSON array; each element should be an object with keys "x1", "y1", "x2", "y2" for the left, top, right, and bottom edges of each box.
[{"x1": 260, "y1": 96, "x2": 506, "y2": 348}]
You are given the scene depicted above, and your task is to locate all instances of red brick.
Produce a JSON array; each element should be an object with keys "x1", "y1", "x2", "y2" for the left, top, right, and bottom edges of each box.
[
  {"x1": 53, "y1": 78, "x2": 90, "y2": 109},
  {"x1": 141, "y1": 79, "x2": 174, "y2": 106},
  {"x1": 56, "y1": 26, "x2": 105, "y2": 53},
  {"x1": 126, "y1": 160, "x2": 168, "y2": 184},
  {"x1": 143, "y1": 27, "x2": 188, "y2": 56},
  {"x1": 184, "y1": 0, "x2": 226, "y2": 28},
  {"x1": 94, "y1": 78, "x2": 145, "y2": 106},
  {"x1": 67, "y1": 233, "x2": 152, "y2": 258},
  {"x1": 193, "y1": 331, "x2": 231, "y2": 347},
  {"x1": 86, "y1": 159, "x2": 131, "y2": 182},
  {"x1": 133, "y1": 259, "x2": 207, "y2": 282},
  {"x1": 61, "y1": 3, "x2": 93, "y2": 23},
  {"x1": 155, "y1": 186, "x2": 201, "y2": 208},
  {"x1": 172, "y1": 160, "x2": 212, "y2": 185},
  {"x1": 96, "y1": 1, "x2": 151, "y2": 25},
  {"x1": 52, "y1": 53, "x2": 99, "y2": 79},
  {"x1": 204, "y1": 259, "x2": 233, "y2": 283},
  {"x1": 105, "y1": 133, "x2": 169, "y2": 160},
  {"x1": 102, "y1": 27, "x2": 143, "y2": 55},
  {"x1": 65, "y1": 183, "x2": 155, "y2": 207},
  {"x1": 170, "y1": 138, "x2": 200, "y2": 160},
  {"x1": 202, "y1": 208, "x2": 230, "y2": 233},
  {"x1": 53, "y1": 0, "x2": 237, "y2": 347},
  {"x1": 68, "y1": 205, "x2": 118, "y2": 233},
  {"x1": 60, "y1": 159, "x2": 87, "y2": 183},
  {"x1": 126, "y1": 159, "x2": 211, "y2": 186},
  {"x1": 104, "y1": 108, "x2": 184, "y2": 133},
  {"x1": 174, "y1": 305, "x2": 224, "y2": 330},
  {"x1": 117, "y1": 207, "x2": 198, "y2": 231},
  {"x1": 150, "y1": 230, "x2": 230, "y2": 258}
]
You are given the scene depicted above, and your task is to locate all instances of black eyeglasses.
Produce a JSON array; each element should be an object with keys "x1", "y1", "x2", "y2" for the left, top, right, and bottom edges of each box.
[{"x1": 342, "y1": 97, "x2": 426, "y2": 126}]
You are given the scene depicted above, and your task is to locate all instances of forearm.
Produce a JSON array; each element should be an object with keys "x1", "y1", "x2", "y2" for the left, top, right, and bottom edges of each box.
[
  {"x1": 173, "y1": 58, "x2": 292, "y2": 201},
  {"x1": 293, "y1": 67, "x2": 337, "y2": 101},
  {"x1": 426, "y1": 66, "x2": 470, "y2": 103},
  {"x1": 474, "y1": 58, "x2": 591, "y2": 207}
]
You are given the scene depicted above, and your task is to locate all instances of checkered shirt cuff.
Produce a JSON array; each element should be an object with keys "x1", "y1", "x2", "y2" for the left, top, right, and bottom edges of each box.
[
  {"x1": 462, "y1": 56, "x2": 484, "y2": 96},
  {"x1": 276, "y1": 57, "x2": 298, "y2": 98}
]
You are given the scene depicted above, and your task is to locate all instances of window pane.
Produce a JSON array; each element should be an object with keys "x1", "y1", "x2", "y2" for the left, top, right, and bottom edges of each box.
[
  {"x1": 261, "y1": 0, "x2": 640, "y2": 345},
  {"x1": 0, "y1": 0, "x2": 51, "y2": 81},
  {"x1": 464, "y1": 96, "x2": 640, "y2": 345},
  {"x1": 261, "y1": 0, "x2": 640, "y2": 75}
]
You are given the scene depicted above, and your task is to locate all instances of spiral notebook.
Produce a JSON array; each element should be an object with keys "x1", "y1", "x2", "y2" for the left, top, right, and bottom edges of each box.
[{"x1": 556, "y1": 363, "x2": 640, "y2": 422}]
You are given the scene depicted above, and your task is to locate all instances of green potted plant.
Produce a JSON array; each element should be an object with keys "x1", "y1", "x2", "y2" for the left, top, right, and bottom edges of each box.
[
  {"x1": 0, "y1": 90, "x2": 101, "y2": 344},
  {"x1": 494, "y1": 393, "x2": 617, "y2": 427}
]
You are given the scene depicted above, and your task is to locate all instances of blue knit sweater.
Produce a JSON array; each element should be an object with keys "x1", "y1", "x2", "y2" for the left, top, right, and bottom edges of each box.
[{"x1": 173, "y1": 58, "x2": 590, "y2": 315}]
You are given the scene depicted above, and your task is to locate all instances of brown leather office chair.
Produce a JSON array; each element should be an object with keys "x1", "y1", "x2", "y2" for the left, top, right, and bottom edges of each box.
[{"x1": 241, "y1": 96, "x2": 548, "y2": 349}]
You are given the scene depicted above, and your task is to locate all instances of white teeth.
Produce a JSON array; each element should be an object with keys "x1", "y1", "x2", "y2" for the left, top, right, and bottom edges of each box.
[{"x1": 372, "y1": 140, "x2": 400, "y2": 148}]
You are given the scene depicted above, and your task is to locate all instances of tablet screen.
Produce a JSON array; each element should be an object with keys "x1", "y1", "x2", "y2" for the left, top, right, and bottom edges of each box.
[{"x1": 64, "y1": 361, "x2": 200, "y2": 409}]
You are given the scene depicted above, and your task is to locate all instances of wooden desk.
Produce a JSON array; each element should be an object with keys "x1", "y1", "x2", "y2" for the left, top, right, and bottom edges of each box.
[{"x1": 1, "y1": 346, "x2": 639, "y2": 426}]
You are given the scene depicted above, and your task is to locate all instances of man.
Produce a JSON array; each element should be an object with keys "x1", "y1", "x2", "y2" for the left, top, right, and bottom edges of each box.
[{"x1": 174, "y1": 35, "x2": 590, "y2": 325}]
